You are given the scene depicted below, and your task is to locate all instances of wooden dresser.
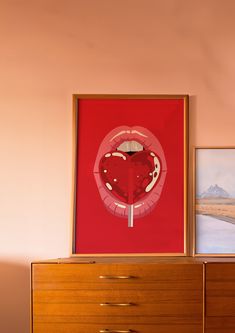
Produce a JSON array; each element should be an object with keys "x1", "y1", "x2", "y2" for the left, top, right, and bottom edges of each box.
[
  {"x1": 31, "y1": 257, "x2": 204, "y2": 333},
  {"x1": 205, "y1": 262, "x2": 235, "y2": 333}
]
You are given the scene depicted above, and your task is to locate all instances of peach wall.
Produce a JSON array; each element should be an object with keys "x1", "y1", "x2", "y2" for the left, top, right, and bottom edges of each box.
[{"x1": 1, "y1": 0, "x2": 235, "y2": 332}]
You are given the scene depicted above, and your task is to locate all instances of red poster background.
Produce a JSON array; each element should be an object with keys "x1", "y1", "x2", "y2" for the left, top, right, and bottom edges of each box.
[{"x1": 75, "y1": 98, "x2": 186, "y2": 254}]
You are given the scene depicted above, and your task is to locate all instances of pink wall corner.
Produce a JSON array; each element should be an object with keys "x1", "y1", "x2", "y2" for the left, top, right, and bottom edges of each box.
[{"x1": 0, "y1": 261, "x2": 30, "y2": 333}]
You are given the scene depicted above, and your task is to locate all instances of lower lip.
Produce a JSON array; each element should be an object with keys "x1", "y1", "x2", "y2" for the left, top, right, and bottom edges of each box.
[{"x1": 94, "y1": 126, "x2": 167, "y2": 219}]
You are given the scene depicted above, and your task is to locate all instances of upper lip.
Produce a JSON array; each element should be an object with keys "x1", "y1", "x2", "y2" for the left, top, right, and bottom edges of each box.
[{"x1": 94, "y1": 126, "x2": 167, "y2": 173}]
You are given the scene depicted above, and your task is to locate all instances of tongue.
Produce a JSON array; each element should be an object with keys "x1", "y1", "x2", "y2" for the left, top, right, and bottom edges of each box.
[{"x1": 99, "y1": 150, "x2": 161, "y2": 204}]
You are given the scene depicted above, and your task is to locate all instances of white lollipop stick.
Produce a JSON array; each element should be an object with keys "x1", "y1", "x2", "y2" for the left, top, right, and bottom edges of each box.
[{"x1": 128, "y1": 204, "x2": 134, "y2": 227}]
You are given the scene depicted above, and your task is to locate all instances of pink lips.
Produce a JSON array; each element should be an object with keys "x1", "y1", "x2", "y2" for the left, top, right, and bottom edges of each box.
[{"x1": 93, "y1": 126, "x2": 167, "y2": 219}]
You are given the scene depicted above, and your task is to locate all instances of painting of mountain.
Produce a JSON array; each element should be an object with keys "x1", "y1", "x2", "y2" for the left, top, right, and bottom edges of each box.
[
  {"x1": 195, "y1": 148, "x2": 235, "y2": 254},
  {"x1": 198, "y1": 184, "x2": 230, "y2": 199},
  {"x1": 196, "y1": 184, "x2": 235, "y2": 223}
]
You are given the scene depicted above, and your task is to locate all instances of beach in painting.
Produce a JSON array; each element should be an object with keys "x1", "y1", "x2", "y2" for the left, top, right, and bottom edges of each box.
[{"x1": 196, "y1": 198, "x2": 235, "y2": 224}]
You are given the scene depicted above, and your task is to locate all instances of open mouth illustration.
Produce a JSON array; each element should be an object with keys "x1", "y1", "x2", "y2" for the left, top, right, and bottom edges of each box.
[{"x1": 94, "y1": 126, "x2": 167, "y2": 227}]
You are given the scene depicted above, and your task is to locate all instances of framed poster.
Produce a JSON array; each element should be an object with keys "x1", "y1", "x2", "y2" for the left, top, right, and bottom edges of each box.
[
  {"x1": 72, "y1": 95, "x2": 188, "y2": 255},
  {"x1": 194, "y1": 147, "x2": 235, "y2": 256}
]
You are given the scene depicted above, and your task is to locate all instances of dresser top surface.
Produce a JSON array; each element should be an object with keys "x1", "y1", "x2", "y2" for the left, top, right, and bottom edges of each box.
[{"x1": 31, "y1": 256, "x2": 235, "y2": 265}]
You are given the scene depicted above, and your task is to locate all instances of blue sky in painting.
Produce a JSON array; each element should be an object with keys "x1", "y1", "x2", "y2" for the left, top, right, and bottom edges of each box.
[{"x1": 196, "y1": 149, "x2": 235, "y2": 198}]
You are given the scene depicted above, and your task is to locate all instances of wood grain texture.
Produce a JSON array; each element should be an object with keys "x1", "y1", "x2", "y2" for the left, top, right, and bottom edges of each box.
[
  {"x1": 206, "y1": 264, "x2": 235, "y2": 316},
  {"x1": 32, "y1": 256, "x2": 235, "y2": 264},
  {"x1": 33, "y1": 322, "x2": 201, "y2": 333},
  {"x1": 32, "y1": 256, "x2": 205, "y2": 264},
  {"x1": 32, "y1": 263, "x2": 202, "y2": 288},
  {"x1": 31, "y1": 262, "x2": 203, "y2": 333},
  {"x1": 206, "y1": 263, "x2": 235, "y2": 332},
  {"x1": 33, "y1": 288, "x2": 201, "y2": 304},
  {"x1": 206, "y1": 317, "x2": 235, "y2": 333},
  {"x1": 34, "y1": 302, "x2": 201, "y2": 317},
  {"x1": 33, "y1": 315, "x2": 202, "y2": 325}
]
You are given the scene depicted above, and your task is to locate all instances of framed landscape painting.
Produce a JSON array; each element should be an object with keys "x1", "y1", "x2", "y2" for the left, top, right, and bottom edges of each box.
[
  {"x1": 72, "y1": 95, "x2": 188, "y2": 255},
  {"x1": 194, "y1": 147, "x2": 235, "y2": 256}
]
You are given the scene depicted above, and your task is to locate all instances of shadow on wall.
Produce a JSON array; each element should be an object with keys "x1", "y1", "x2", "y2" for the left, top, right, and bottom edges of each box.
[{"x1": 0, "y1": 261, "x2": 30, "y2": 333}]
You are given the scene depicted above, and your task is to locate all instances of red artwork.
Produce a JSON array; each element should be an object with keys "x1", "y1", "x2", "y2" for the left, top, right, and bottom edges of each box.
[
  {"x1": 94, "y1": 126, "x2": 166, "y2": 227},
  {"x1": 73, "y1": 96, "x2": 188, "y2": 255}
]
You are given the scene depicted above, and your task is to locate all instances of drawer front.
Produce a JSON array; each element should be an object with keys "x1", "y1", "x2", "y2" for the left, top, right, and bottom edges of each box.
[
  {"x1": 33, "y1": 322, "x2": 202, "y2": 333},
  {"x1": 32, "y1": 263, "x2": 203, "y2": 332},
  {"x1": 206, "y1": 264, "x2": 235, "y2": 316},
  {"x1": 34, "y1": 301, "x2": 201, "y2": 317},
  {"x1": 32, "y1": 263, "x2": 202, "y2": 290},
  {"x1": 33, "y1": 315, "x2": 202, "y2": 325},
  {"x1": 33, "y1": 288, "x2": 201, "y2": 305},
  {"x1": 206, "y1": 263, "x2": 235, "y2": 332},
  {"x1": 206, "y1": 317, "x2": 235, "y2": 333}
]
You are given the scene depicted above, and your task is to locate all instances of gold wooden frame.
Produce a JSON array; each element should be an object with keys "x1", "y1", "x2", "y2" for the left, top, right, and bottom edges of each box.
[
  {"x1": 71, "y1": 94, "x2": 189, "y2": 257},
  {"x1": 193, "y1": 146, "x2": 235, "y2": 257}
]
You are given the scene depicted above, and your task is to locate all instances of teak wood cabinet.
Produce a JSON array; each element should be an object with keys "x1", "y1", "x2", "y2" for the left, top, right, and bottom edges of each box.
[
  {"x1": 205, "y1": 263, "x2": 235, "y2": 333},
  {"x1": 31, "y1": 257, "x2": 235, "y2": 333}
]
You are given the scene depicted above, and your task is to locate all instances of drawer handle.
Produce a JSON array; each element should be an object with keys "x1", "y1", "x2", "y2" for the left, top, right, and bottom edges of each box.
[
  {"x1": 99, "y1": 275, "x2": 136, "y2": 279},
  {"x1": 99, "y1": 330, "x2": 136, "y2": 333},
  {"x1": 100, "y1": 302, "x2": 135, "y2": 307}
]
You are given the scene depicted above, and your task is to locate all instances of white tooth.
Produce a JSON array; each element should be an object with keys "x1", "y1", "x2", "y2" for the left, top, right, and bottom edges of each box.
[
  {"x1": 130, "y1": 141, "x2": 135, "y2": 151},
  {"x1": 117, "y1": 140, "x2": 143, "y2": 152},
  {"x1": 117, "y1": 141, "x2": 130, "y2": 152},
  {"x1": 130, "y1": 141, "x2": 143, "y2": 152}
]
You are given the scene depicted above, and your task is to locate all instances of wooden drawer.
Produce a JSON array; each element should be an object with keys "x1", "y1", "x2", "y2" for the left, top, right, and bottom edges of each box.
[
  {"x1": 32, "y1": 262, "x2": 203, "y2": 333},
  {"x1": 33, "y1": 287, "x2": 202, "y2": 318},
  {"x1": 206, "y1": 264, "x2": 235, "y2": 316},
  {"x1": 34, "y1": 301, "x2": 201, "y2": 317},
  {"x1": 33, "y1": 288, "x2": 201, "y2": 305},
  {"x1": 206, "y1": 317, "x2": 235, "y2": 333},
  {"x1": 32, "y1": 263, "x2": 202, "y2": 290},
  {"x1": 33, "y1": 315, "x2": 202, "y2": 325},
  {"x1": 206, "y1": 263, "x2": 235, "y2": 332},
  {"x1": 33, "y1": 322, "x2": 202, "y2": 333}
]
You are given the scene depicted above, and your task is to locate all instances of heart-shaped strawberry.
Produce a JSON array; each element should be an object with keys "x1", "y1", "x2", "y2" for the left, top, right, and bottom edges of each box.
[{"x1": 99, "y1": 150, "x2": 161, "y2": 204}]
